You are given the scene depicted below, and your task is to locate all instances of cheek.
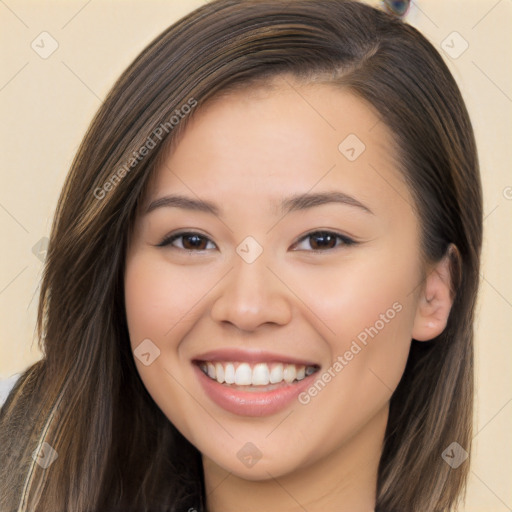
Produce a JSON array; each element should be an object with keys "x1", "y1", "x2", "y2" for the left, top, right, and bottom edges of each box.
[
  {"x1": 292, "y1": 246, "x2": 419, "y2": 337},
  {"x1": 124, "y1": 252, "x2": 210, "y2": 439},
  {"x1": 290, "y1": 247, "x2": 420, "y2": 407},
  {"x1": 124, "y1": 252, "x2": 214, "y2": 344}
]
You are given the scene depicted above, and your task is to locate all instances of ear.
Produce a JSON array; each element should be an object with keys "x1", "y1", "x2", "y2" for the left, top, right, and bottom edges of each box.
[{"x1": 412, "y1": 245, "x2": 457, "y2": 342}]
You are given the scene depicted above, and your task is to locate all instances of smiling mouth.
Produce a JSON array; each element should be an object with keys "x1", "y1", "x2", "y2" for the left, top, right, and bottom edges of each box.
[{"x1": 196, "y1": 360, "x2": 319, "y2": 389}]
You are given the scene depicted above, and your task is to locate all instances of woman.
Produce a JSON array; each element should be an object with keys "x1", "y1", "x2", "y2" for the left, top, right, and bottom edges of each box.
[{"x1": 0, "y1": 1, "x2": 482, "y2": 511}]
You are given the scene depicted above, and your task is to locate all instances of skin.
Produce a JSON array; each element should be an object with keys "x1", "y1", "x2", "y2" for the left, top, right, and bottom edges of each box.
[{"x1": 124, "y1": 76, "x2": 453, "y2": 512}]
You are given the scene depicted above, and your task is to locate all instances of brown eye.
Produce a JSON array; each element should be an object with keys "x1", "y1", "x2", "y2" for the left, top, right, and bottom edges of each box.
[
  {"x1": 181, "y1": 234, "x2": 209, "y2": 250},
  {"x1": 158, "y1": 232, "x2": 216, "y2": 251},
  {"x1": 292, "y1": 231, "x2": 356, "y2": 252},
  {"x1": 308, "y1": 232, "x2": 337, "y2": 250}
]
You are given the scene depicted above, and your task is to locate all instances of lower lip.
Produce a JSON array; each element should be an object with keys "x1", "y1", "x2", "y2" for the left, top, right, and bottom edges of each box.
[{"x1": 193, "y1": 364, "x2": 317, "y2": 417}]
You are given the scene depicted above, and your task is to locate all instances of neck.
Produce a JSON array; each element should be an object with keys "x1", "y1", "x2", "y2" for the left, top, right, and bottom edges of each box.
[{"x1": 202, "y1": 405, "x2": 387, "y2": 512}]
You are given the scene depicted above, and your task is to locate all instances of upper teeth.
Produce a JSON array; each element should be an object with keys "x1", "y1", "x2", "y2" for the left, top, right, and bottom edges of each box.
[{"x1": 199, "y1": 361, "x2": 317, "y2": 386}]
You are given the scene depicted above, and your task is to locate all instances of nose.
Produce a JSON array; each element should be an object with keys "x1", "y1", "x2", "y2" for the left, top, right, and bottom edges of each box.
[{"x1": 210, "y1": 253, "x2": 293, "y2": 332}]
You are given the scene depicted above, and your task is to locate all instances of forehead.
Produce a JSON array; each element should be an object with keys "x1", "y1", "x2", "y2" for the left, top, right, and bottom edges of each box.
[{"x1": 145, "y1": 78, "x2": 414, "y2": 221}]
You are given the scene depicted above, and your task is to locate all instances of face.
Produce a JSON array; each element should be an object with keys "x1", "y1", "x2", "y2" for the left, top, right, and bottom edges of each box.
[{"x1": 125, "y1": 77, "x2": 425, "y2": 483}]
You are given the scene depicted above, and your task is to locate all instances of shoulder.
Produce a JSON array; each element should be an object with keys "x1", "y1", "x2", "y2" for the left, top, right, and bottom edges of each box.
[{"x1": 0, "y1": 373, "x2": 22, "y2": 408}]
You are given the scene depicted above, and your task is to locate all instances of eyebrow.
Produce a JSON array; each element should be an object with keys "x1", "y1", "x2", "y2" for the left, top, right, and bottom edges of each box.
[{"x1": 145, "y1": 191, "x2": 373, "y2": 216}]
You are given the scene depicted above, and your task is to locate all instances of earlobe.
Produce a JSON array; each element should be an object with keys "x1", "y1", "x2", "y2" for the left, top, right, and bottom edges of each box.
[{"x1": 412, "y1": 245, "x2": 458, "y2": 342}]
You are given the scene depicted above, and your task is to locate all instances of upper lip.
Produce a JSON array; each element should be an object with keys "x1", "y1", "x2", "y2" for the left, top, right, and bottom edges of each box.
[{"x1": 192, "y1": 348, "x2": 319, "y2": 367}]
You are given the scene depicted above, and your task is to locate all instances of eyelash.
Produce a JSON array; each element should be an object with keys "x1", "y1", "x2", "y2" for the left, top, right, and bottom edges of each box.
[{"x1": 156, "y1": 230, "x2": 357, "y2": 252}]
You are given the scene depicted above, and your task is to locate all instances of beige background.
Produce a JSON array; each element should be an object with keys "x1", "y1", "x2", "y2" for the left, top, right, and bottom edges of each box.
[{"x1": 0, "y1": 1, "x2": 510, "y2": 510}]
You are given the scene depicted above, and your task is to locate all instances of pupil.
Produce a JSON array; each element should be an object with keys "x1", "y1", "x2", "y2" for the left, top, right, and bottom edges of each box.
[
  {"x1": 184, "y1": 235, "x2": 206, "y2": 250},
  {"x1": 312, "y1": 233, "x2": 335, "y2": 250}
]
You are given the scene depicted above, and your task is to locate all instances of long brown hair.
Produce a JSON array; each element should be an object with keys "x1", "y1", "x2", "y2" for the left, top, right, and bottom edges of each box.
[{"x1": 0, "y1": 1, "x2": 482, "y2": 511}]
